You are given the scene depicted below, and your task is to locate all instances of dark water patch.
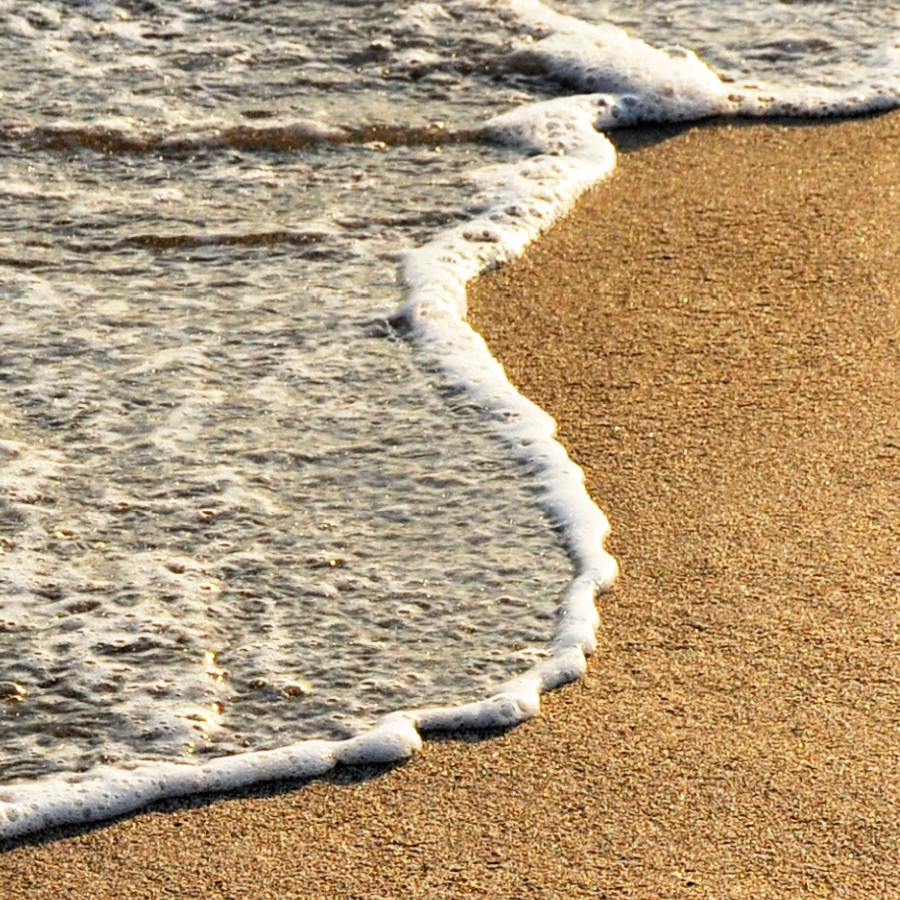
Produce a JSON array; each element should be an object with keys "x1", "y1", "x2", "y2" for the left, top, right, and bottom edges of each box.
[
  {"x1": 119, "y1": 229, "x2": 335, "y2": 251},
  {"x1": 0, "y1": 121, "x2": 484, "y2": 157}
]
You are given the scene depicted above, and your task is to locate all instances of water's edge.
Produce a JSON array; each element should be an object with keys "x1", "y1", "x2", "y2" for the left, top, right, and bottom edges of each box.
[
  {"x1": 3, "y1": 0, "x2": 900, "y2": 841},
  {"x1": 0, "y1": 96, "x2": 620, "y2": 843}
]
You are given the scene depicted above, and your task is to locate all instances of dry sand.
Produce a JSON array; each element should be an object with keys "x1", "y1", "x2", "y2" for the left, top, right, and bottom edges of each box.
[{"x1": 3, "y1": 111, "x2": 900, "y2": 898}]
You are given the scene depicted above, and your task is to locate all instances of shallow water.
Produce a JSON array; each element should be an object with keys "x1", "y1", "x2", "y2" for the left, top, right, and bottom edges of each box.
[
  {"x1": 0, "y1": 0, "x2": 581, "y2": 782},
  {"x1": 549, "y1": 0, "x2": 900, "y2": 90},
  {"x1": 0, "y1": 133, "x2": 577, "y2": 777},
  {"x1": 1, "y1": 0, "x2": 898, "y2": 839}
]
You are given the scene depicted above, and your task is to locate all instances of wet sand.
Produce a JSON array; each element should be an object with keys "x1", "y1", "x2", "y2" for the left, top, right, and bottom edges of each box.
[{"x1": 3, "y1": 111, "x2": 900, "y2": 898}]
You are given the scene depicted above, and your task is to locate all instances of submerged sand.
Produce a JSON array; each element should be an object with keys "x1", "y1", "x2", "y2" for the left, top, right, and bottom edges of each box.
[{"x1": 3, "y1": 111, "x2": 900, "y2": 898}]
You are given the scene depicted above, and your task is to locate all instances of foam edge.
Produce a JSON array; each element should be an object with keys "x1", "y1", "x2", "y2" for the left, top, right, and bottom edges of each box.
[
  {"x1": 396, "y1": 93, "x2": 622, "y2": 739},
  {"x1": 0, "y1": 92, "x2": 620, "y2": 847}
]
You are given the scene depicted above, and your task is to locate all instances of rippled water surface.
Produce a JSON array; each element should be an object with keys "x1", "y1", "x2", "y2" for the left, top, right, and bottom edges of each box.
[
  {"x1": 551, "y1": 0, "x2": 900, "y2": 88},
  {"x1": 0, "y1": 0, "x2": 575, "y2": 781}
]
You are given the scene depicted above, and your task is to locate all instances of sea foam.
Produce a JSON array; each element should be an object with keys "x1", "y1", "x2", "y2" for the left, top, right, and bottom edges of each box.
[{"x1": 0, "y1": 76, "x2": 622, "y2": 846}]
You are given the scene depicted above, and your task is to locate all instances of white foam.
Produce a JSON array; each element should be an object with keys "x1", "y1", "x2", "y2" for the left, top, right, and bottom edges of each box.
[
  {"x1": 507, "y1": 0, "x2": 731, "y2": 120},
  {"x1": 0, "y1": 77, "x2": 622, "y2": 846},
  {"x1": 504, "y1": 0, "x2": 900, "y2": 121},
  {"x1": 392, "y1": 2, "x2": 453, "y2": 39},
  {"x1": 0, "y1": 715, "x2": 423, "y2": 839},
  {"x1": 386, "y1": 83, "x2": 622, "y2": 753}
]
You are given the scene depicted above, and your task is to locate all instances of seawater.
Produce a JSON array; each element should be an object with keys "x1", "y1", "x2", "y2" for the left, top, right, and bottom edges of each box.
[
  {"x1": 551, "y1": 0, "x2": 900, "y2": 91},
  {"x1": 1, "y1": 0, "x2": 897, "y2": 840}
]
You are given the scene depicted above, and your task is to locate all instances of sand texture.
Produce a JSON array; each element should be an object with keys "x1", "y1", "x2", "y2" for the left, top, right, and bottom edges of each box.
[{"x1": 3, "y1": 111, "x2": 900, "y2": 898}]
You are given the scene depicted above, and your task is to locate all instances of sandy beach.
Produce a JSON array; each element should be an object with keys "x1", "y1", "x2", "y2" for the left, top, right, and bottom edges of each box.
[{"x1": 3, "y1": 111, "x2": 900, "y2": 898}]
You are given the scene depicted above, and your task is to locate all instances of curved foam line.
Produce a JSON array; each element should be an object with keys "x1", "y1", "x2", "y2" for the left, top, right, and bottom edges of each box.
[
  {"x1": 504, "y1": 0, "x2": 900, "y2": 122},
  {"x1": 0, "y1": 90, "x2": 621, "y2": 845}
]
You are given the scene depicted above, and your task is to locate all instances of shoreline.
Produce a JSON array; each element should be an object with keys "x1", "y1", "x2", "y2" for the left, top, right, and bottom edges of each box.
[{"x1": 3, "y1": 111, "x2": 900, "y2": 898}]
